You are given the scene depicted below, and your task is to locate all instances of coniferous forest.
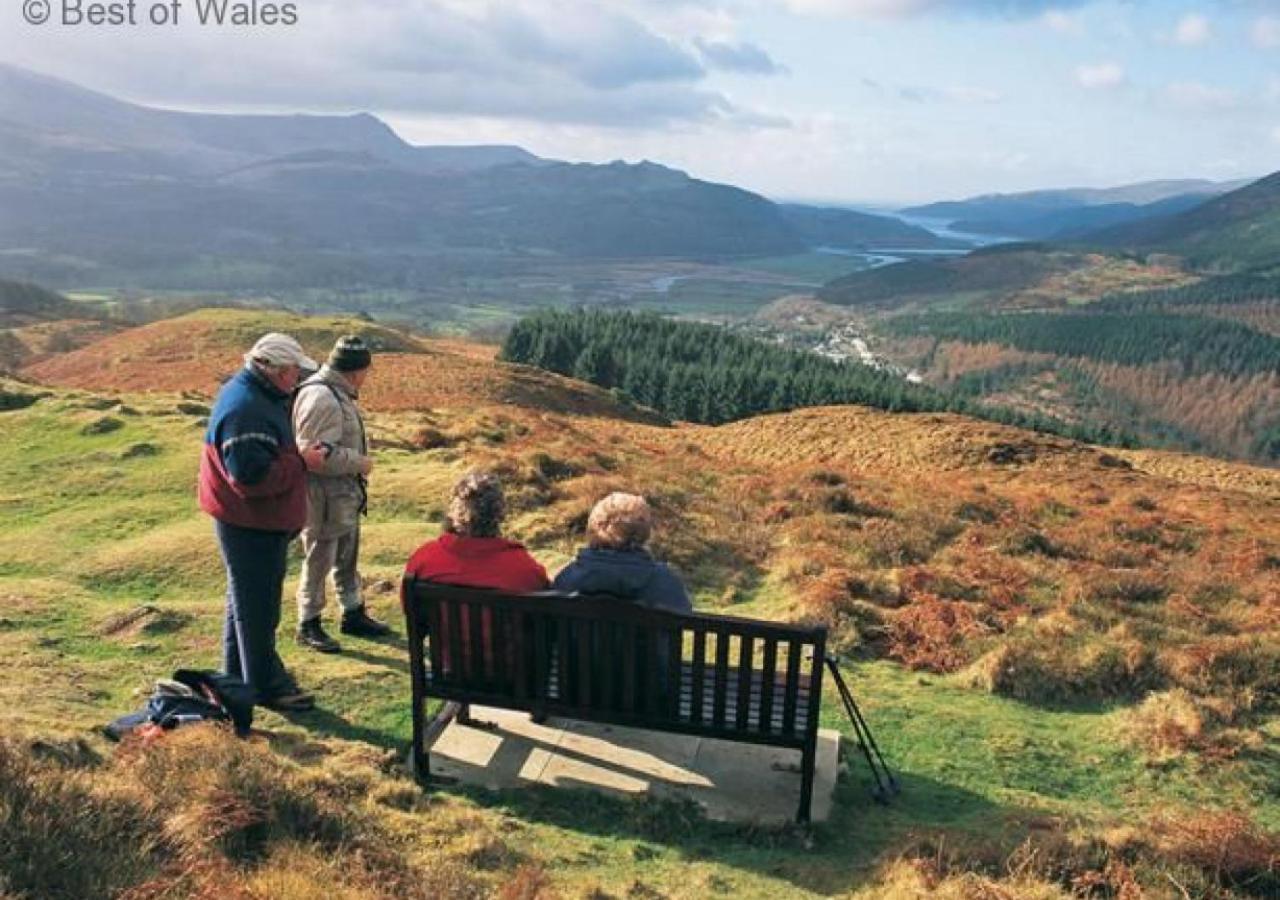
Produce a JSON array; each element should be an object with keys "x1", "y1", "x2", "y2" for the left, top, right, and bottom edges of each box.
[{"x1": 499, "y1": 308, "x2": 1132, "y2": 445}]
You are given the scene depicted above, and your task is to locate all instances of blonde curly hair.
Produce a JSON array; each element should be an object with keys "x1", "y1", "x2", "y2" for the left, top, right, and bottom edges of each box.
[
  {"x1": 445, "y1": 471, "x2": 505, "y2": 538},
  {"x1": 587, "y1": 492, "x2": 652, "y2": 551}
]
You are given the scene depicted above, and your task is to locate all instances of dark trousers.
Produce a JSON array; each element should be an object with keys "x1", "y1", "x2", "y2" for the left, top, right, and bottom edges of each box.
[{"x1": 215, "y1": 520, "x2": 294, "y2": 701}]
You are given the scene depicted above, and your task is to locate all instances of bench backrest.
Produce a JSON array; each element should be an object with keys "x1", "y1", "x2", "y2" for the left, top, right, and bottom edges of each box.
[{"x1": 403, "y1": 578, "x2": 827, "y2": 747}]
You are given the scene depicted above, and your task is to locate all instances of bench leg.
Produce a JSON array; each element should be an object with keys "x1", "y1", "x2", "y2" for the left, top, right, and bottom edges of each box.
[
  {"x1": 797, "y1": 743, "x2": 816, "y2": 824},
  {"x1": 457, "y1": 703, "x2": 499, "y2": 731},
  {"x1": 410, "y1": 701, "x2": 464, "y2": 787}
]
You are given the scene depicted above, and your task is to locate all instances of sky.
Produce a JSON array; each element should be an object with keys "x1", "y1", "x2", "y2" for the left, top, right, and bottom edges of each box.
[{"x1": 2, "y1": 0, "x2": 1277, "y2": 205}]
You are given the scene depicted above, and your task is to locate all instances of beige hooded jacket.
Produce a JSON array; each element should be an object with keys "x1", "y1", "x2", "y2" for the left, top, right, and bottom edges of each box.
[{"x1": 292, "y1": 366, "x2": 368, "y2": 538}]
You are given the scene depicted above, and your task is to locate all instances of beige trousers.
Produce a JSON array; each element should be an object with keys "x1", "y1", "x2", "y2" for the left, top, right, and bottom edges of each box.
[{"x1": 296, "y1": 526, "x2": 363, "y2": 623}]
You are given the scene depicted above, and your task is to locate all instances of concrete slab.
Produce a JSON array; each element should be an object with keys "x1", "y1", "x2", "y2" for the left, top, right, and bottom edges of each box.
[{"x1": 424, "y1": 705, "x2": 840, "y2": 824}]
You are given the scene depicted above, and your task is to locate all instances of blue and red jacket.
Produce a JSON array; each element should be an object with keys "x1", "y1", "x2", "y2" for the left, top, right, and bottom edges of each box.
[{"x1": 198, "y1": 365, "x2": 308, "y2": 532}]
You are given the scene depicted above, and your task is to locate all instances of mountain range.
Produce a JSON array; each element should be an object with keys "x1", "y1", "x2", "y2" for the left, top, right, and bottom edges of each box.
[
  {"x1": 0, "y1": 63, "x2": 945, "y2": 289},
  {"x1": 902, "y1": 179, "x2": 1250, "y2": 241}
]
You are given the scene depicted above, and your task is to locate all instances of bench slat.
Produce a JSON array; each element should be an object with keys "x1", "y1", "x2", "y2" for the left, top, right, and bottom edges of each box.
[
  {"x1": 534, "y1": 616, "x2": 550, "y2": 705},
  {"x1": 622, "y1": 622, "x2": 637, "y2": 714},
  {"x1": 782, "y1": 639, "x2": 801, "y2": 737},
  {"x1": 690, "y1": 630, "x2": 707, "y2": 726},
  {"x1": 467, "y1": 602, "x2": 485, "y2": 687},
  {"x1": 512, "y1": 610, "x2": 528, "y2": 702},
  {"x1": 736, "y1": 635, "x2": 753, "y2": 731},
  {"x1": 601, "y1": 621, "x2": 617, "y2": 710},
  {"x1": 577, "y1": 618, "x2": 592, "y2": 708},
  {"x1": 667, "y1": 627, "x2": 683, "y2": 720},
  {"x1": 556, "y1": 617, "x2": 571, "y2": 706},
  {"x1": 447, "y1": 599, "x2": 465, "y2": 688},
  {"x1": 713, "y1": 630, "x2": 729, "y2": 729},
  {"x1": 760, "y1": 638, "x2": 777, "y2": 735}
]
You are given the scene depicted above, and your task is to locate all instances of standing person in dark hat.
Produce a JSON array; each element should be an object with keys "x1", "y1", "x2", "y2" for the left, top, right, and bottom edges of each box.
[
  {"x1": 293, "y1": 335, "x2": 391, "y2": 653},
  {"x1": 199, "y1": 332, "x2": 327, "y2": 712}
]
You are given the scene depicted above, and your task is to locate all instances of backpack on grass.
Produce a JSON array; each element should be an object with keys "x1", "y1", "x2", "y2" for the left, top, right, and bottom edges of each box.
[{"x1": 105, "y1": 669, "x2": 254, "y2": 741}]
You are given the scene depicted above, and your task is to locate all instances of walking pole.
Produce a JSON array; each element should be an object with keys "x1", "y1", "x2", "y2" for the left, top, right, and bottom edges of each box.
[{"x1": 824, "y1": 655, "x2": 900, "y2": 802}]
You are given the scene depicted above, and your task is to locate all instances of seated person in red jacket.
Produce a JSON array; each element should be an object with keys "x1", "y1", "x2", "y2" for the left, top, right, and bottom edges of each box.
[{"x1": 404, "y1": 471, "x2": 548, "y2": 676}]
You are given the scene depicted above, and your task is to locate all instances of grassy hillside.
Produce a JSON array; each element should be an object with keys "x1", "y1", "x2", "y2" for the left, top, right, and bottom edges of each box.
[{"x1": 1, "y1": 311, "x2": 1278, "y2": 898}]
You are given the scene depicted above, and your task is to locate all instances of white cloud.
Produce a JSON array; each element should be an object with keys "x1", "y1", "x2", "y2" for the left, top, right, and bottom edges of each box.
[
  {"x1": 1172, "y1": 13, "x2": 1211, "y2": 47},
  {"x1": 1163, "y1": 81, "x2": 1239, "y2": 111},
  {"x1": 862, "y1": 78, "x2": 1002, "y2": 104},
  {"x1": 942, "y1": 85, "x2": 1003, "y2": 104},
  {"x1": 1253, "y1": 16, "x2": 1280, "y2": 49},
  {"x1": 783, "y1": 0, "x2": 931, "y2": 15},
  {"x1": 1043, "y1": 9, "x2": 1084, "y2": 36},
  {"x1": 782, "y1": 0, "x2": 1089, "y2": 19},
  {"x1": 0, "y1": 0, "x2": 796, "y2": 130},
  {"x1": 1075, "y1": 62, "x2": 1125, "y2": 90}
]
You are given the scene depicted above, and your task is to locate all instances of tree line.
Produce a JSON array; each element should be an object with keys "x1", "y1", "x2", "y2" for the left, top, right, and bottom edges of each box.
[
  {"x1": 883, "y1": 311, "x2": 1280, "y2": 379},
  {"x1": 499, "y1": 308, "x2": 1133, "y2": 446},
  {"x1": 1094, "y1": 275, "x2": 1280, "y2": 311}
]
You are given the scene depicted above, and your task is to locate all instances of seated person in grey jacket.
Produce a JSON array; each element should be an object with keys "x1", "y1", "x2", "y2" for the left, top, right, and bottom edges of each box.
[
  {"x1": 552, "y1": 492, "x2": 691, "y2": 612},
  {"x1": 553, "y1": 492, "x2": 691, "y2": 699}
]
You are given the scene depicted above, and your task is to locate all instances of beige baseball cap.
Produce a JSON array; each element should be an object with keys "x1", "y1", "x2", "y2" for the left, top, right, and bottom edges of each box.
[{"x1": 246, "y1": 332, "x2": 318, "y2": 370}]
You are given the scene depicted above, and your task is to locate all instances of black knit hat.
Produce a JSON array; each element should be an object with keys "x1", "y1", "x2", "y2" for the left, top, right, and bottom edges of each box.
[{"x1": 328, "y1": 335, "x2": 372, "y2": 372}]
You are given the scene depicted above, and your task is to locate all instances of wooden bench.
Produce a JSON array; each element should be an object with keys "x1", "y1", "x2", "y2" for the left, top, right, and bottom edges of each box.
[{"x1": 402, "y1": 578, "x2": 829, "y2": 822}]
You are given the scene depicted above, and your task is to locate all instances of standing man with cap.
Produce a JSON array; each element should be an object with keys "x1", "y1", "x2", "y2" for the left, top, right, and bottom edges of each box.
[
  {"x1": 293, "y1": 335, "x2": 391, "y2": 653},
  {"x1": 199, "y1": 332, "x2": 327, "y2": 712}
]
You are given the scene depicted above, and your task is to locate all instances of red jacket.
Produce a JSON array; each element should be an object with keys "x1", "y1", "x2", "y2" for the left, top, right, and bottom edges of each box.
[
  {"x1": 404, "y1": 533, "x2": 549, "y2": 592},
  {"x1": 404, "y1": 533, "x2": 548, "y2": 676}
]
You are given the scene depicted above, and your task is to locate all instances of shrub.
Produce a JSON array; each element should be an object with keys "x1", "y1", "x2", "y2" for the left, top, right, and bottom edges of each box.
[
  {"x1": 887, "y1": 596, "x2": 990, "y2": 673},
  {"x1": 1087, "y1": 571, "x2": 1169, "y2": 606},
  {"x1": 968, "y1": 626, "x2": 1160, "y2": 704},
  {"x1": 1150, "y1": 810, "x2": 1280, "y2": 895},
  {"x1": 1122, "y1": 689, "x2": 1207, "y2": 759},
  {"x1": 1160, "y1": 637, "x2": 1280, "y2": 707}
]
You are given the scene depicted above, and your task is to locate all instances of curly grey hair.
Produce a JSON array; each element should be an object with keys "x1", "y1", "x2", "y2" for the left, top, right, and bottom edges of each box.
[
  {"x1": 587, "y1": 492, "x2": 652, "y2": 551},
  {"x1": 445, "y1": 471, "x2": 506, "y2": 538}
]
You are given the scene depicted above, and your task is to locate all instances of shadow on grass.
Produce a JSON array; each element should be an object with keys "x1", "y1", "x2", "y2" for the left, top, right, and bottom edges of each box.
[
  {"x1": 275, "y1": 706, "x2": 404, "y2": 753},
  {"x1": 339, "y1": 644, "x2": 410, "y2": 675},
  {"x1": 446, "y1": 764, "x2": 1017, "y2": 895}
]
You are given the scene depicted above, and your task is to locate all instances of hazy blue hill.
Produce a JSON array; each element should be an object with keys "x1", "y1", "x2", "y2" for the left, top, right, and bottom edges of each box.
[
  {"x1": 1086, "y1": 171, "x2": 1280, "y2": 273},
  {"x1": 952, "y1": 193, "x2": 1212, "y2": 241},
  {"x1": 904, "y1": 178, "x2": 1245, "y2": 238},
  {"x1": 778, "y1": 203, "x2": 958, "y2": 249}
]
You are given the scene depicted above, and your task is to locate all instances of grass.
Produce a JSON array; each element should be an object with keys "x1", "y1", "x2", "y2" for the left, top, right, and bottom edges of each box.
[{"x1": 2, "y1": 314, "x2": 1279, "y2": 898}]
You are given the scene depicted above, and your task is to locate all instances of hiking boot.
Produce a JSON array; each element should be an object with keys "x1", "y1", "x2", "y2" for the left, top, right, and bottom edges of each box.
[
  {"x1": 296, "y1": 618, "x2": 341, "y2": 654},
  {"x1": 340, "y1": 605, "x2": 392, "y2": 638},
  {"x1": 259, "y1": 688, "x2": 315, "y2": 713}
]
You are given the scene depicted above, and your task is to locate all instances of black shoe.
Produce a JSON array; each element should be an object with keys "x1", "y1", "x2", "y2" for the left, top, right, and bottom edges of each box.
[
  {"x1": 340, "y1": 606, "x2": 392, "y2": 638},
  {"x1": 260, "y1": 688, "x2": 315, "y2": 712},
  {"x1": 296, "y1": 618, "x2": 341, "y2": 654}
]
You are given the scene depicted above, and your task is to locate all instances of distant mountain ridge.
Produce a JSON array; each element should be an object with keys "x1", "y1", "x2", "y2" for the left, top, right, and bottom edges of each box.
[
  {"x1": 903, "y1": 178, "x2": 1250, "y2": 240},
  {"x1": 0, "y1": 62, "x2": 542, "y2": 177},
  {"x1": 0, "y1": 63, "x2": 946, "y2": 288},
  {"x1": 1085, "y1": 171, "x2": 1280, "y2": 273}
]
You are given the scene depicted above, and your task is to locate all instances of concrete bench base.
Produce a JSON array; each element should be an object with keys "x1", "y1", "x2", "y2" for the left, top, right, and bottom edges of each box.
[{"x1": 422, "y1": 705, "x2": 841, "y2": 824}]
